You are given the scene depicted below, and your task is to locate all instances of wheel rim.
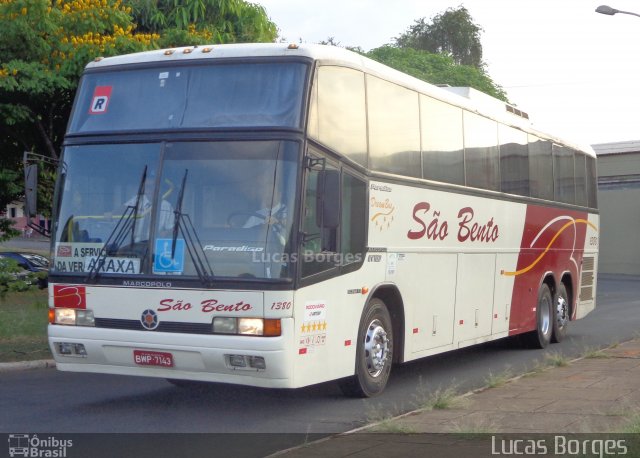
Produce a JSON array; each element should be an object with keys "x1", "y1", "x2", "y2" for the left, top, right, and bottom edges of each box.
[
  {"x1": 540, "y1": 296, "x2": 551, "y2": 336},
  {"x1": 555, "y1": 294, "x2": 568, "y2": 329},
  {"x1": 364, "y1": 319, "x2": 390, "y2": 378}
]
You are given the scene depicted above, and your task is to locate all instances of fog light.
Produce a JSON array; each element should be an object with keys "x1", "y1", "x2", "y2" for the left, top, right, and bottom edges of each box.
[
  {"x1": 248, "y1": 356, "x2": 266, "y2": 370},
  {"x1": 56, "y1": 342, "x2": 74, "y2": 355},
  {"x1": 55, "y1": 342, "x2": 87, "y2": 357},
  {"x1": 213, "y1": 317, "x2": 237, "y2": 334},
  {"x1": 228, "y1": 355, "x2": 246, "y2": 367},
  {"x1": 73, "y1": 343, "x2": 87, "y2": 356}
]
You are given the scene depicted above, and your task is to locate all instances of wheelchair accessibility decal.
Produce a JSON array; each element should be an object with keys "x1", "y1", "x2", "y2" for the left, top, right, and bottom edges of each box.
[{"x1": 154, "y1": 238, "x2": 185, "y2": 274}]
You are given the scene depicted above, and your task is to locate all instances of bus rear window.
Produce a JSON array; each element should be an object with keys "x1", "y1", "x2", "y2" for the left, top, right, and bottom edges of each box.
[{"x1": 68, "y1": 62, "x2": 307, "y2": 133}]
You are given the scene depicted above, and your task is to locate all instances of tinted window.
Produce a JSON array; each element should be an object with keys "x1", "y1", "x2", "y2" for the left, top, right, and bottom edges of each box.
[
  {"x1": 341, "y1": 173, "x2": 367, "y2": 264},
  {"x1": 301, "y1": 154, "x2": 338, "y2": 277},
  {"x1": 587, "y1": 155, "x2": 598, "y2": 208},
  {"x1": 367, "y1": 76, "x2": 421, "y2": 177},
  {"x1": 553, "y1": 144, "x2": 575, "y2": 204},
  {"x1": 69, "y1": 63, "x2": 307, "y2": 133},
  {"x1": 528, "y1": 135, "x2": 554, "y2": 200},
  {"x1": 463, "y1": 112, "x2": 499, "y2": 191},
  {"x1": 499, "y1": 125, "x2": 529, "y2": 196},
  {"x1": 574, "y1": 152, "x2": 587, "y2": 206},
  {"x1": 421, "y1": 95, "x2": 464, "y2": 185},
  {"x1": 309, "y1": 66, "x2": 368, "y2": 166}
]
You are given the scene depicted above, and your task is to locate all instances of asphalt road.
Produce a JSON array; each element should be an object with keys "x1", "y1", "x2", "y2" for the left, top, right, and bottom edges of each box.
[{"x1": 1, "y1": 275, "x2": 638, "y2": 438}]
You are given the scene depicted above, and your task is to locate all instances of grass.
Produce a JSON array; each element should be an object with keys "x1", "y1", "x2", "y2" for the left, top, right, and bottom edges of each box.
[
  {"x1": 484, "y1": 368, "x2": 513, "y2": 388},
  {"x1": 414, "y1": 385, "x2": 464, "y2": 410},
  {"x1": 0, "y1": 289, "x2": 50, "y2": 362},
  {"x1": 582, "y1": 346, "x2": 611, "y2": 359},
  {"x1": 544, "y1": 352, "x2": 569, "y2": 367}
]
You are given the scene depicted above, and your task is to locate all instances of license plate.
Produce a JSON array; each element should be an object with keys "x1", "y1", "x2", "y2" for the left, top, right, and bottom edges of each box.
[{"x1": 133, "y1": 350, "x2": 174, "y2": 367}]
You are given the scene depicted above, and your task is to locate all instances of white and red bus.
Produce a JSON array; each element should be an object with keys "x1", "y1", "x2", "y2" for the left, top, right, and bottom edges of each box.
[{"x1": 40, "y1": 44, "x2": 598, "y2": 397}]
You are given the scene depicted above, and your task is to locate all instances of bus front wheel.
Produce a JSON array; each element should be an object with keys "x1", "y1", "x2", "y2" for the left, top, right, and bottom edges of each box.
[{"x1": 339, "y1": 298, "x2": 393, "y2": 398}]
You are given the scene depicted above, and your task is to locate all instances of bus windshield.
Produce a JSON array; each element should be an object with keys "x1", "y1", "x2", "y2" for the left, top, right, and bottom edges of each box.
[
  {"x1": 52, "y1": 140, "x2": 298, "y2": 280},
  {"x1": 68, "y1": 62, "x2": 308, "y2": 134}
]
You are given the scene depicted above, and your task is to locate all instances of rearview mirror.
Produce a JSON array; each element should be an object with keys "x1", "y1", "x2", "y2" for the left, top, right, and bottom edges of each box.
[{"x1": 24, "y1": 163, "x2": 38, "y2": 218}]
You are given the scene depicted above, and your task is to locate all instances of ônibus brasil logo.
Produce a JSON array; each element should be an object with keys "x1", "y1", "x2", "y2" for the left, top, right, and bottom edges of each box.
[{"x1": 8, "y1": 434, "x2": 73, "y2": 457}]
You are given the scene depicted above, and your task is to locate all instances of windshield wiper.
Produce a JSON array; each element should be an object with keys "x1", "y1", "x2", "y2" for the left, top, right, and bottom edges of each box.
[
  {"x1": 85, "y1": 167, "x2": 148, "y2": 282},
  {"x1": 129, "y1": 166, "x2": 148, "y2": 249},
  {"x1": 171, "y1": 169, "x2": 187, "y2": 258},
  {"x1": 170, "y1": 169, "x2": 215, "y2": 286}
]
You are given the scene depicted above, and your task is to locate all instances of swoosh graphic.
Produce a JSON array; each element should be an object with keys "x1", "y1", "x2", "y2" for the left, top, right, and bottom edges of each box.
[
  {"x1": 502, "y1": 218, "x2": 598, "y2": 277},
  {"x1": 370, "y1": 208, "x2": 394, "y2": 222}
]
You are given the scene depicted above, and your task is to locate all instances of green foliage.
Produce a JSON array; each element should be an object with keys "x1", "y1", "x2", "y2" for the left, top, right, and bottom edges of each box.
[
  {"x1": 0, "y1": 0, "x2": 276, "y2": 220},
  {"x1": 0, "y1": 0, "x2": 156, "y2": 220},
  {"x1": 0, "y1": 218, "x2": 19, "y2": 243},
  {"x1": 0, "y1": 169, "x2": 21, "y2": 241},
  {"x1": 0, "y1": 257, "x2": 36, "y2": 295},
  {"x1": 0, "y1": 0, "x2": 155, "y2": 163},
  {"x1": 396, "y1": 6, "x2": 484, "y2": 69},
  {"x1": 366, "y1": 46, "x2": 507, "y2": 101},
  {"x1": 126, "y1": 0, "x2": 278, "y2": 47}
]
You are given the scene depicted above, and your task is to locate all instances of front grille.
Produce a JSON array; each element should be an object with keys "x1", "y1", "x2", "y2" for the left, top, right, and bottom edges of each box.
[{"x1": 95, "y1": 318, "x2": 212, "y2": 334}]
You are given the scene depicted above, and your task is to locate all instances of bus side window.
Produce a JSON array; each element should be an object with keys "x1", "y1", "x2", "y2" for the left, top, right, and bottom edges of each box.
[
  {"x1": 301, "y1": 157, "x2": 339, "y2": 277},
  {"x1": 341, "y1": 173, "x2": 366, "y2": 265}
]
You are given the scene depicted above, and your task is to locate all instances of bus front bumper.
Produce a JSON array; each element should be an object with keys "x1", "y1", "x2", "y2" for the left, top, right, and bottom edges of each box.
[{"x1": 48, "y1": 319, "x2": 295, "y2": 389}]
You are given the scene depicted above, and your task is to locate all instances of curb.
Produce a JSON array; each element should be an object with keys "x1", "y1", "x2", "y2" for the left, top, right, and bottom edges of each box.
[{"x1": 0, "y1": 359, "x2": 56, "y2": 373}]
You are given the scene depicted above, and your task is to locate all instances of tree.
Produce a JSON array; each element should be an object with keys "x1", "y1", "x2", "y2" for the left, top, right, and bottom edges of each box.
[
  {"x1": 0, "y1": 0, "x2": 277, "y2": 230},
  {"x1": 366, "y1": 46, "x2": 507, "y2": 101},
  {"x1": 0, "y1": 0, "x2": 157, "y2": 163},
  {"x1": 395, "y1": 6, "x2": 484, "y2": 69},
  {"x1": 126, "y1": 0, "x2": 277, "y2": 48},
  {"x1": 0, "y1": 0, "x2": 158, "y2": 233},
  {"x1": 0, "y1": 169, "x2": 21, "y2": 241}
]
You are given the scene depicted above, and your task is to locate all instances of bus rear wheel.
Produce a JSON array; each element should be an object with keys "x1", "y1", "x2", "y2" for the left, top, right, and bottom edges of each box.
[
  {"x1": 339, "y1": 298, "x2": 393, "y2": 398},
  {"x1": 524, "y1": 283, "x2": 553, "y2": 349},
  {"x1": 551, "y1": 283, "x2": 569, "y2": 343}
]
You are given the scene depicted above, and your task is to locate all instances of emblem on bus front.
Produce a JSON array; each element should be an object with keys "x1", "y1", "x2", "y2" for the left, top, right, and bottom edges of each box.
[{"x1": 140, "y1": 309, "x2": 159, "y2": 330}]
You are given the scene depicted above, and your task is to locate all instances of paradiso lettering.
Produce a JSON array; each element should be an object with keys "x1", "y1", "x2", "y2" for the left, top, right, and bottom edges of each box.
[
  {"x1": 407, "y1": 202, "x2": 499, "y2": 243},
  {"x1": 157, "y1": 298, "x2": 252, "y2": 313}
]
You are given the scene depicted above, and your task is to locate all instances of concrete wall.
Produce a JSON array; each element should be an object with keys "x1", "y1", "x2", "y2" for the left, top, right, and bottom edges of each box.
[
  {"x1": 598, "y1": 186, "x2": 640, "y2": 275},
  {"x1": 597, "y1": 149, "x2": 640, "y2": 275}
]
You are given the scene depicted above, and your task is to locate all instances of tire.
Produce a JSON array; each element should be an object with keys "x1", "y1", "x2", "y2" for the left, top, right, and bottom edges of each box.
[
  {"x1": 338, "y1": 298, "x2": 393, "y2": 398},
  {"x1": 524, "y1": 283, "x2": 553, "y2": 349},
  {"x1": 551, "y1": 283, "x2": 569, "y2": 343}
]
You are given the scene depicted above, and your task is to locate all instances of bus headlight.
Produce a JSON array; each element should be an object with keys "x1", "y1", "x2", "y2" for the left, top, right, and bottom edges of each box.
[
  {"x1": 212, "y1": 318, "x2": 281, "y2": 337},
  {"x1": 213, "y1": 317, "x2": 237, "y2": 334},
  {"x1": 54, "y1": 308, "x2": 76, "y2": 326},
  {"x1": 53, "y1": 308, "x2": 95, "y2": 326},
  {"x1": 238, "y1": 318, "x2": 263, "y2": 335}
]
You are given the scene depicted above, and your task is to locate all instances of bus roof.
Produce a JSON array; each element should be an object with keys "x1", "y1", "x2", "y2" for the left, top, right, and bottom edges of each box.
[{"x1": 86, "y1": 43, "x2": 595, "y2": 158}]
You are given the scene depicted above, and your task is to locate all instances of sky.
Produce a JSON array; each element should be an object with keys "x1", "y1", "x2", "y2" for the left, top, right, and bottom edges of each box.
[{"x1": 258, "y1": 0, "x2": 640, "y2": 146}]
